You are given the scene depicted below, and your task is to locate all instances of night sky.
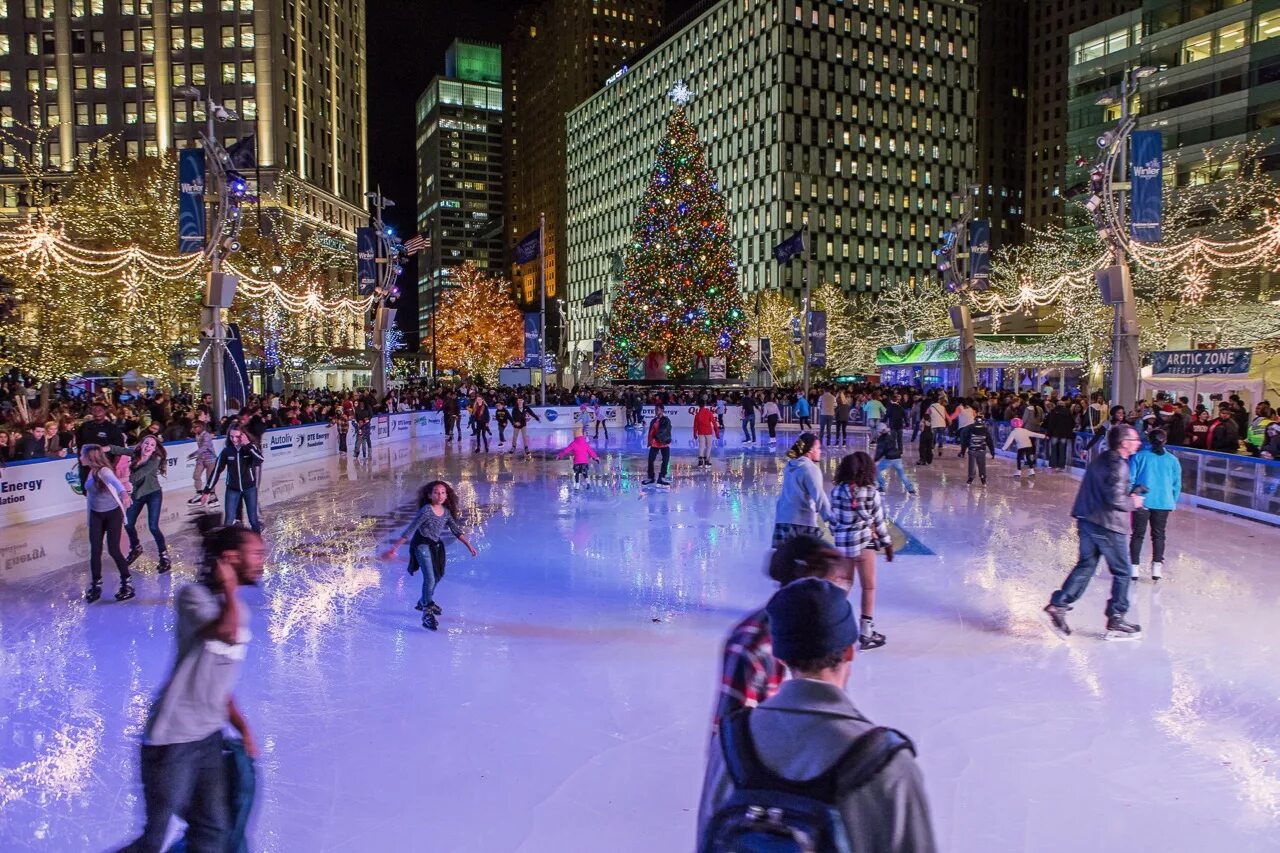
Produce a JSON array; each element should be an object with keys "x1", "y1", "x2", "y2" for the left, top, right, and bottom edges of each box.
[{"x1": 366, "y1": 0, "x2": 699, "y2": 344}]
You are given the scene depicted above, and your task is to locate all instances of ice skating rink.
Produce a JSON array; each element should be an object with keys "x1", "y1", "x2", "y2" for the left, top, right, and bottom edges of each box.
[{"x1": 2, "y1": 429, "x2": 1279, "y2": 852}]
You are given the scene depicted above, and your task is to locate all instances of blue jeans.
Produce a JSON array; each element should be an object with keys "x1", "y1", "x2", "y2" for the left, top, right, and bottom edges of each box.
[
  {"x1": 1048, "y1": 437, "x2": 1071, "y2": 469},
  {"x1": 1051, "y1": 519, "x2": 1132, "y2": 617},
  {"x1": 125, "y1": 489, "x2": 167, "y2": 552},
  {"x1": 742, "y1": 415, "x2": 756, "y2": 441},
  {"x1": 876, "y1": 458, "x2": 916, "y2": 493},
  {"x1": 819, "y1": 414, "x2": 835, "y2": 444},
  {"x1": 224, "y1": 486, "x2": 261, "y2": 533},
  {"x1": 123, "y1": 732, "x2": 228, "y2": 853},
  {"x1": 414, "y1": 538, "x2": 445, "y2": 606}
]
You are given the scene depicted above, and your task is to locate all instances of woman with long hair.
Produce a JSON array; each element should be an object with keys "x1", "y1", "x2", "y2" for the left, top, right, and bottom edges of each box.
[
  {"x1": 80, "y1": 443, "x2": 134, "y2": 602},
  {"x1": 829, "y1": 451, "x2": 895, "y2": 650},
  {"x1": 772, "y1": 432, "x2": 831, "y2": 547},
  {"x1": 114, "y1": 433, "x2": 172, "y2": 572},
  {"x1": 380, "y1": 479, "x2": 478, "y2": 631}
]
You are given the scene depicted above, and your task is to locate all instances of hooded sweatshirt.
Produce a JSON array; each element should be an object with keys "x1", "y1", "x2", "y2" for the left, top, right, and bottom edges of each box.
[
  {"x1": 774, "y1": 456, "x2": 832, "y2": 528},
  {"x1": 1129, "y1": 446, "x2": 1182, "y2": 510},
  {"x1": 556, "y1": 435, "x2": 600, "y2": 465}
]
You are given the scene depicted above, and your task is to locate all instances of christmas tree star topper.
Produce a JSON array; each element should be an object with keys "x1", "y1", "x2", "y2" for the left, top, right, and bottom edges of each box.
[{"x1": 668, "y1": 80, "x2": 693, "y2": 106}]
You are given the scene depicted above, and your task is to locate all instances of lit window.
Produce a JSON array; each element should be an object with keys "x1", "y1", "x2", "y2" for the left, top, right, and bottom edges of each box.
[
  {"x1": 191, "y1": 28, "x2": 204, "y2": 49},
  {"x1": 44, "y1": 67, "x2": 57, "y2": 91},
  {"x1": 95, "y1": 103, "x2": 108, "y2": 124},
  {"x1": 75, "y1": 66, "x2": 88, "y2": 88},
  {"x1": 125, "y1": 102, "x2": 138, "y2": 123},
  {"x1": 221, "y1": 26, "x2": 235, "y2": 48},
  {"x1": 144, "y1": 100, "x2": 156, "y2": 123},
  {"x1": 240, "y1": 60, "x2": 254, "y2": 84},
  {"x1": 240, "y1": 24, "x2": 254, "y2": 48},
  {"x1": 171, "y1": 28, "x2": 186, "y2": 50},
  {"x1": 1182, "y1": 31, "x2": 1211, "y2": 63},
  {"x1": 0, "y1": 70, "x2": 9, "y2": 91},
  {"x1": 76, "y1": 102, "x2": 89, "y2": 125},
  {"x1": 142, "y1": 64, "x2": 155, "y2": 87},
  {"x1": 174, "y1": 101, "x2": 186, "y2": 122},
  {"x1": 0, "y1": 35, "x2": 7, "y2": 57},
  {"x1": 93, "y1": 67, "x2": 106, "y2": 87},
  {"x1": 222, "y1": 62, "x2": 235, "y2": 83},
  {"x1": 1217, "y1": 22, "x2": 1244, "y2": 53},
  {"x1": 241, "y1": 97, "x2": 256, "y2": 119},
  {"x1": 1259, "y1": 11, "x2": 1280, "y2": 42},
  {"x1": 123, "y1": 65, "x2": 137, "y2": 87},
  {"x1": 192, "y1": 63, "x2": 205, "y2": 84}
]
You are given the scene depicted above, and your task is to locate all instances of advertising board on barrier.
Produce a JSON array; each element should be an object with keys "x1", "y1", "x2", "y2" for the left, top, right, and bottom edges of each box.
[
  {"x1": 530, "y1": 407, "x2": 625, "y2": 428},
  {"x1": 640, "y1": 405, "x2": 744, "y2": 429}
]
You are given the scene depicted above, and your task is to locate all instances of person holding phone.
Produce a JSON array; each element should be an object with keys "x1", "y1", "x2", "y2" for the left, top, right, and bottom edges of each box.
[
  {"x1": 827, "y1": 451, "x2": 895, "y2": 650},
  {"x1": 203, "y1": 425, "x2": 264, "y2": 533}
]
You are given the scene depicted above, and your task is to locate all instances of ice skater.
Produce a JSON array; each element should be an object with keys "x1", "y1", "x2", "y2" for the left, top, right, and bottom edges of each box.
[
  {"x1": 508, "y1": 397, "x2": 540, "y2": 454},
  {"x1": 353, "y1": 416, "x2": 372, "y2": 459},
  {"x1": 592, "y1": 399, "x2": 609, "y2": 441},
  {"x1": 187, "y1": 421, "x2": 218, "y2": 506},
  {"x1": 873, "y1": 423, "x2": 916, "y2": 495},
  {"x1": 761, "y1": 395, "x2": 781, "y2": 446},
  {"x1": 557, "y1": 426, "x2": 601, "y2": 490},
  {"x1": 204, "y1": 425, "x2": 264, "y2": 533},
  {"x1": 693, "y1": 399, "x2": 720, "y2": 468},
  {"x1": 1043, "y1": 424, "x2": 1145, "y2": 639},
  {"x1": 1128, "y1": 427, "x2": 1180, "y2": 581},
  {"x1": 471, "y1": 395, "x2": 491, "y2": 453},
  {"x1": 494, "y1": 401, "x2": 510, "y2": 447},
  {"x1": 113, "y1": 433, "x2": 172, "y2": 573},
  {"x1": 80, "y1": 444, "x2": 134, "y2": 603},
  {"x1": 965, "y1": 415, "x2": 996, "y2": 485},
  {"x1": 642, "y1": 403, "x2": 673, "y2": 487},
  {"x1": 381, "y1": 480, "x2": 478, "y2": 631},
  {"x1": 773, "y1": 432, "x2": 831, "y2": 546},
  {"x1": 828, "y1": 451, "x2": 894, "y2": 650},
  {"x1": 1002, "y1": 417, "x2": 1045, "y2": 477}
]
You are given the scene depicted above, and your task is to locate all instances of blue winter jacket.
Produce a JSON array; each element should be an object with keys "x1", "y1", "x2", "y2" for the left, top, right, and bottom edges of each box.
[
  {"x1": 794, "y1": 396, "x2": 810, "y2": 418},
  {"x1": 1129, "y1": 448, "x2": 1182, "y2": 511}
]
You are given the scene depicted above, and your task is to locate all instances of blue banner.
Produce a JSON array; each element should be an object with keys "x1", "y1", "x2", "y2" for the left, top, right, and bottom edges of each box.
[
  {"x1": 772, "y1": 230, "x2": 806, "y2": 264},
  {"x1": 523, "y1": 313, "x2": 540, "y2": 366},
  {"x1": 969, "y1": 219, "x2": 990, "y2": 288},
  {"x1": 1130, "y1": 131, "x2": 1163, "y2": 244},
  {"x1": 1151, "y1": 348, "x2": 1251, "y2": 376},
  {"x1": 514, "y1": 228, "x2": 541, "y2": 265},
  {"x1": 224, "y1": 323, "x2": 252, "y2": 403},
  {"x1": 178, "y1": 149, "x2": 205, "y2": 254},
  {"x1": 807, "y1": 310, "x2": 827, "y2": 368},
  {"x1": 356, "y1": 227, "x2": 377, "y2": 295}
]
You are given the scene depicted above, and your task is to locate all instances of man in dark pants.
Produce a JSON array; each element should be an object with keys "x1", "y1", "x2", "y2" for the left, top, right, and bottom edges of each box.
[
  {"x1": 122, "y1": 523, "x2": 265, "y2": 852},
  {"x1": 1044, "y1": 424, "x2": 1144, "y2": 639},
  {"x1": 884, "y1": 393, "x2": 908, "y2": 453},
  {"x1": 643, "y1": 403, "x2": 673, "y2": 486},
  {"x1": 75, "y1": 402, "x2": 126, "y2": 487}
]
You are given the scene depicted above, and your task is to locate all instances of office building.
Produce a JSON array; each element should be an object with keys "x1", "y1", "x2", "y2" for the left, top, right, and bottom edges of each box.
[
  {"x1": 415, "y1": 40, "x2": 505, "y2": 340},
  {"x1": 0, "y1": 0, "x2": 369, "y2": 231},
  {"x1": 504, "y1": 0, "x2": 663, "y2": 321},
  {"x1": 565, "y1": 0, "x2": 978, "y2": 360},
  {"x1": 972, "y1": 0, "x2": 1028, "y2": 250},
  {"x1": 1026, "y1": 0, "x2": 1141, "y2": 229}
]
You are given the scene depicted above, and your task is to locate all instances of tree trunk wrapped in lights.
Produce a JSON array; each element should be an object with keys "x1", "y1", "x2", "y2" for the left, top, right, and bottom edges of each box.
[
  {"x1": 432, "y1": 262, "x2": 523, "y2": 383},
  {"x1": 599, "y1": 105, "x2": 749, "y2": 380}
]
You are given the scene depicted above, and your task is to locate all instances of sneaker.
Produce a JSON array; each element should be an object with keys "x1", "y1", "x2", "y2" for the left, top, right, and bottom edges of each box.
[
  {"x1": 423, "y1": 612, "x2": 439, "y2": 631},
  {"x1": 1043, "y1": 604, "x2": 1072, "y2": 636},
  {"x1": 859, "y1": 631, "x2": 886, "y2": 651},
  {"x1": 125, "y1": 545, "x2": 143, "y2": 567},
  {"x1": 114, "y1": 583, "x2": 136, "y2": 602},
  {"x1": 207, "y1": 494, "x2": 219, "y2": 506},
  {"x1": 966, "y1": 478, "x2": 973, "y2": 485},
  {"x1": 1151, "y1": 561, "x2": 1163, "y2": 580},
  {"x1": 84, "y1": 583, "x2": 102, "y2": 603},
  {"x1": 427, "y1": 602, "x2": 442, "y2": 616},
  {"x1": 1105, "y1": 615, "x2": 1142, "y2": 640},
  {"x1": 1130, "y1": 564, "x2": 1141, "y2": 579},
  {"x1": 187, "y1": 495, "x2": 203, "y2": 505}
]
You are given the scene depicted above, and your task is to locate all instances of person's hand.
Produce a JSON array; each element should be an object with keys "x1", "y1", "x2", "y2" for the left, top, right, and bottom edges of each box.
[
  {"x1": 213, "y1": 558, "x2": 239, "y2": 592},
  {"x1": 120, "y1": 494, "x2": 133, "y2": 510},
  {"x1": 467, "y1": 543, "x2": 478, "y2": 557},
  {"x1": 1131, "y1": 493, "x2": 1145, "y2": 510},
  {"x1": 884, "y1": 543, "x2": 895, "y2": 562},
  {"x1": 241, "y1": 727, "x2": 260, "y2": 760}
]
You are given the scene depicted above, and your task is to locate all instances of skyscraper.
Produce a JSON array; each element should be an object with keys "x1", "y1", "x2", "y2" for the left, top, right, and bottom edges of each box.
[
  {"x1": 0, "y1": 0, "x2": 369, "y2": 232},
  {"x1": 415, "y1": 40, "x2": 504, "y2": 341},
  {"x1": 973, "y1": 0, "x2": 1028, "y2": 251},
  {"x1": 503, "y1": 0, "x2": 663, "y2": 335},
  {"x1": 564, "y1": 0, "x2": 978, "y2": 364},
  {"x1": 1025, "y1": 0, "x2": 1141, "y2": 230}
]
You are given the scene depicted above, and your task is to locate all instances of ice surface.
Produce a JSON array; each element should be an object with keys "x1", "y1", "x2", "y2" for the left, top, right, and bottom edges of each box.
[{"x1": 2, "y1": 430, "x2": 1279, "y2": 852}]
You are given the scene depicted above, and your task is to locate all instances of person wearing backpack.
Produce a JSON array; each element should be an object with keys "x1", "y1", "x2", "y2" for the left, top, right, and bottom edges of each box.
[
  {"x1": 643, "y1": 403, "x2": 673, "y2": 486},
  {"x1": 698, "y1": 577, "x2": 936, "y2": 853}
]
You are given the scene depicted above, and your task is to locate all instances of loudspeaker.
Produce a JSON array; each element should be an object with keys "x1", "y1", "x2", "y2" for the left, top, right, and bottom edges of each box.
[
  {"x1": 375, "y1": 307, "x2": 397, "y2": 331},
  {"x1": 204, "y1": 272, "x2": 239, "y2": 308},
  {"x1": 1095, "y1": 264, "x2": 1132, "y2": 305},
  {"x1": 948, "y1": 305, "x2": 970, "y2": 331}
]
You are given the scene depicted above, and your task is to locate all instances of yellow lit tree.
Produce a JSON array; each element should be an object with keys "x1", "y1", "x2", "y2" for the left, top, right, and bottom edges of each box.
[{"x1": 433, "y1": 262, "x2": 523, "y2": 383}]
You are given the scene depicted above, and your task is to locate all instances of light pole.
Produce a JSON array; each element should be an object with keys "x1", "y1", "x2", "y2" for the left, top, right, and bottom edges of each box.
[
  {"x1": 934, "y1": 186, "x2": 981, "y2": 396},
  {"x1": 1090, "y1": 66, "x2": 1156, "y2": 409},
  {"x1": 176, "y1": 86, "x2": 243, "y2": 423},
  {"x1": 365, "y1": 188, "x2": 403, "y2": 399}
]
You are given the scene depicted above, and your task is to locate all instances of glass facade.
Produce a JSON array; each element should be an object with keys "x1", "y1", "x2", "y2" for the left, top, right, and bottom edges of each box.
[{"x1": 565, "y1": 0, "x2": 977, "y2": 354}]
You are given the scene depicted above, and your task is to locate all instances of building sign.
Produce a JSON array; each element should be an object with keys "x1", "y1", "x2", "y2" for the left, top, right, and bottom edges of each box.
[
  {"x1": 1130, "y1": 130, "x2": 1163, "y2": 244},
  {"x1": 969, "y1": 218, "x2": 990, "y2": 287},
  {"x1": 356, "y1": 227, "x2": 377, "y2": 295},
  {"x1": 1151, "y1": 348, "x2": 1252, "y2": 376},
  {"x1": 605, "y1": 65, "x2": 629, "y2": 86}
]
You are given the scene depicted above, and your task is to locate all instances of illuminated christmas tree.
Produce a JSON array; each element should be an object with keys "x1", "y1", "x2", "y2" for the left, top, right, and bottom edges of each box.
[{"x1": 599, "y1": 83, "x2": 749, "y2": 380}]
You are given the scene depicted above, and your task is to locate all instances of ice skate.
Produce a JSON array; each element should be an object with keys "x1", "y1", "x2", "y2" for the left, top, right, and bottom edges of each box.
[
  {"x1": 114, "y1": 582, "x2": 135, "y2": 602},
  {"x1": 1043, "y1": 604, "x2": 1072, "y2": 636},
  {"x1": 157, "y1": 551, "x2": 172, "y2": 574},
  {"x1": 423, "y1": 612, "x2": 439, "y2": 631},
  {"x1": 1130, "y1": 564, "x2": 1141, "y2": 579},
  {"x1": 641, "y1": 477, "x2": 655, "y2": 486},
  {"x1": 1104, "y1": 615, "x2": 1142, "y2": 640},
  {"x1": 125, "y1": 545, "x2": 143, "y2": 566},
  {"x1": 427, "y1": 601, "x2": 442, "y2": 615},
  {"x1": 84, "y1": 582, "x2": 102, "y2": 603},
  {"x1": 1151, "y1": 561, "x2": 1163, "y2": 580},
  {"x1": 859, "y1": 631, "x2": 886, "y2": 651}
]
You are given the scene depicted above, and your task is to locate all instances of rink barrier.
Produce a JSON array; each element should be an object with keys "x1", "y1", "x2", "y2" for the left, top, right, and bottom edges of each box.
[{"x1": 0, "y1": 409, "x2": 447, "y2": 527}]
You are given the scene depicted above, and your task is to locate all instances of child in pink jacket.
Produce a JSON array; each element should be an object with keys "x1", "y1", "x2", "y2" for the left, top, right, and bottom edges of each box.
[{"x1": 557, "y1": 428, "x2": 601, "y2": 490}]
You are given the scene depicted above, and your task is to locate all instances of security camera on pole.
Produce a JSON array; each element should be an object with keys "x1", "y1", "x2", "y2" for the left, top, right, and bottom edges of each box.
[
  {"x1": 931, "y1": 185, "x2": 987, "y2": 397},
  {"x1": 176, "y1": 86, "x2": 247, "y2": 424},
  {"x1": 1083, "y1": 66, "x2": 1159, "y2": 409}
]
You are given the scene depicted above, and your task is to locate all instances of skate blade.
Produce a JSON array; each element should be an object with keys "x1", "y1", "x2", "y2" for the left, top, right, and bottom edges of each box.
[{"x1": 1103, "y1": 630, "x2": 1143, "y2": 642}]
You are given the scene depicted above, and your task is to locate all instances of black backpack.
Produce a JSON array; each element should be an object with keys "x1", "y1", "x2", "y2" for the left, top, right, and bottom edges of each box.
[
  {"x1": 654, "y1": 416, "x2": 672, "y2": 445},
  {"x1": 701, "y1": 709, "x2": 914, "y2": 853}
]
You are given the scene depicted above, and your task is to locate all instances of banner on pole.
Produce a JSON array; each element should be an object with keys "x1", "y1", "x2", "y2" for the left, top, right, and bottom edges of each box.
[
  {"x1": 523, "y1": 313, "x2": 540, "y2": 366},
  {"x1": 178, "y1": 149, "x2": 206, "y2": 254},
  {"x1": 1130, "y1": 131, "x2": 1163, "y2": 244},
  {"x1": 514, "y1": 228, "x2": 541, "y2": 264},
  {"x1": 807, "y1": 310, "x2": 827, "y2": 368},
  {"x1": 224, "y1": 323, "x2": 252, "y2": 403},
  {"x1": 356, "y1": 227, "x2": 377, "y2": 295},
  {"x1": 969, "y1": 219, "x2": 990, "y2": 288}
]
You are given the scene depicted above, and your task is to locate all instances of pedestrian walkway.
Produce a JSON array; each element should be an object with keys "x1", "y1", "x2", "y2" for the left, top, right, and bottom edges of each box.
[{"x1": 1, "y1": 433, "x2": 1277, "y2": 851}]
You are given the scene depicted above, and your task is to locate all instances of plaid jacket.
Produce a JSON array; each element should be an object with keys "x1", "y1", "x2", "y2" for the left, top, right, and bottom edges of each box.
[
  {"x1": 828, "y1": 483, "x2": 891, "y2": 556},
  {"x1": 712, "y1": 608, "x2": 785, "y2": 729}
]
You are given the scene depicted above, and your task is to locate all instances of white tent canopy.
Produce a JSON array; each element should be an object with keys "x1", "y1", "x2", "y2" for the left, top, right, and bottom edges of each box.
[{"x1": 1140, "y1": 374, "x2": 1265, "y2": 409}]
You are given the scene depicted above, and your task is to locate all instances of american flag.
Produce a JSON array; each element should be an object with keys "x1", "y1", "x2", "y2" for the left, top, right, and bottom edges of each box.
[{"x1": 402, "y1": 234, "x2": 430, "y2": 255}]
